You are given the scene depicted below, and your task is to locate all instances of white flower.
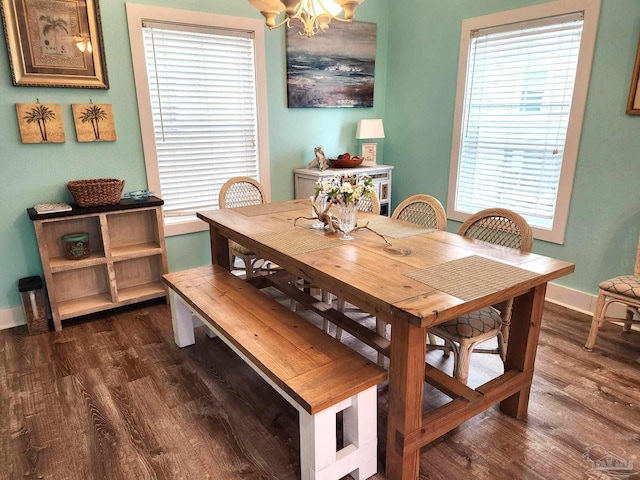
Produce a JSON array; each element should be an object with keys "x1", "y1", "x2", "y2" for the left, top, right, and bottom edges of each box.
[{"x1": 340, "y1": 182, "x2": 354, "y2": 194}]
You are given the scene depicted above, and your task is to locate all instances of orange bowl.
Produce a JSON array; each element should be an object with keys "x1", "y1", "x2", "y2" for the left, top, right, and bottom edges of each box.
[{"x1": 329, "y1": 157, "x2": 363, "y2": 168}]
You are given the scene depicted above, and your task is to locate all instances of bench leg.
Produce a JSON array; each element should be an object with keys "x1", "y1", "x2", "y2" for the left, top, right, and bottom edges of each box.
[
  {"x1": 169, "y1": 290, "x2": 196, "y2": 347},
  {"x1": 299, "y1": 386, "x2": 378, "y2": 480}
]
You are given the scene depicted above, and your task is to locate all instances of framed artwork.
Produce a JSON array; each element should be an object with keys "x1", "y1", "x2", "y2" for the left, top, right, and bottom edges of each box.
[
  {"x1": 0, "y1": 0, "x2": 109, "y2": 88},
  {"x1": 361, "y1": 143, "x2": 377, "y2": 166},
  {"x1": 286, "y1": 20, "x2": 376, "y2": 108},
  {"x1": 16, "y1": 102, "x2": 65, "y2": 143},
  {"x1": 72, "y1": 103, "x2": 116, "y2": 142},
  {"x1": 627, "y1": 34, "x2": 640, "y2": 114}
]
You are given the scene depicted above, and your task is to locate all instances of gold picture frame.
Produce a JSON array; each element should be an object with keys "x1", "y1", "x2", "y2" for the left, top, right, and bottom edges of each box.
[
  {"x1": 0, "y1": 0, "x2": 109, "y2": 88},
  {"x1": 627, "y1": 35, "x2": 640, "y2": 114}
]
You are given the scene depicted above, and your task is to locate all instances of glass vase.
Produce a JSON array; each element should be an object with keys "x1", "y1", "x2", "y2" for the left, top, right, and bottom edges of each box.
[
  {"x1": 310, "y1": 193, "x2": 328, "y2": 229},
  {"x1": 338, "y1": 201, "x2": 358, "y2": 240}
]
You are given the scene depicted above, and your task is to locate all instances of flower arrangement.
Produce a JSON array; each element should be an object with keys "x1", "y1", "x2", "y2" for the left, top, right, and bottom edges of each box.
[{"x1": 315, "y1": 173, "x2": 374, "y2": 206}]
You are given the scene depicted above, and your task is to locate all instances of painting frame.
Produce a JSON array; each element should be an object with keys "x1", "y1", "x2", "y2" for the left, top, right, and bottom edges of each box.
[
  {"x1": 627, "y1": 34, "x2": 640, "y2": 114},
  {"x1": 0, "y1": 0, "x2": 109, "y2": 88},
  {"x1": 286, "y1": 20, "x2": 376, "y2": 108}
]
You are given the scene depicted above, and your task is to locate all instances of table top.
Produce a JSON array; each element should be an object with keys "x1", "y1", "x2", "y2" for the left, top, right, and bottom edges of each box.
[{"x1": 197, "y1": 199, "x2": 575, "y2": 328}]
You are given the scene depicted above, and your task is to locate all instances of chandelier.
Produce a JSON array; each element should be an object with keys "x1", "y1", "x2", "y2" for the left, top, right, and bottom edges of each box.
[{"x1": 248, "y1": 0, "x2": 365, "y2": 37}]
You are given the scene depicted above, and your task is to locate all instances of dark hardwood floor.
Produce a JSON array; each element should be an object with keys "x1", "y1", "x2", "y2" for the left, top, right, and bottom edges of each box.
[{"x1": 1, "y1": 290, "x2": 639, "y2": 479}]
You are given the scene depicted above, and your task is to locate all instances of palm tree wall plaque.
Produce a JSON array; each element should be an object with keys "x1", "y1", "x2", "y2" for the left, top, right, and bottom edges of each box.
[
  {"x1": 79, "y1": 105, "x2": 107, "y2": 140},
  {"x1": 16, "y1": 103, "x2": 65, "y2": 144},
  {"x1": 24, "y1": 105, "x2": 56, "y2": 142},
  {"x1": 71, "y1": 104, "x2": 116, "y2": 142}
]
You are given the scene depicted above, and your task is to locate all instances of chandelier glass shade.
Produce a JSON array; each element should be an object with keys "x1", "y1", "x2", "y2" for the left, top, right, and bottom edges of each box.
[{"x1": 248, "y1": 0, "x2": 365, "y2": 37}]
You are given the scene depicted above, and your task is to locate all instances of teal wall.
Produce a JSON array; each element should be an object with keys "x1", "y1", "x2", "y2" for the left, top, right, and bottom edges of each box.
[
  {"x1": 0, "y1": 0, "x2": 388, "y2": 311},
  {"x1": 385, "y1": 0, "x2": 640, "y2": 295},
  {"x1": 1, "y1": 0, "x2": 638, "y2": 312}
]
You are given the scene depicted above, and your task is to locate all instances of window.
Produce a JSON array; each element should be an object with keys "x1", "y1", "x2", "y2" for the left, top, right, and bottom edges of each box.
[
  {"x1": 448, "y1": 0, "x2": 601, "y2": 244},
  {"x1": 126, "y1": 4, "x2": 270, "y2": 236}
]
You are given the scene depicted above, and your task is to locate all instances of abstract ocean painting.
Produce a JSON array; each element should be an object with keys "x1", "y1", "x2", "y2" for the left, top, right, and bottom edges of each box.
[{"x1": 286, "y1": 21, "x2": 377, "y2": 108}]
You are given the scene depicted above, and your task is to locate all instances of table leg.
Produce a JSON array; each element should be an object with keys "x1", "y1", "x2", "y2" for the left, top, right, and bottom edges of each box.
[
  {"x1": 500, "y1": 283, "x2": 547, "y2": 418},
  {"x1": 385, "y1": 317, "x2": 426, "y2": 480},
  {"x1": 209, "y1": 224, "x2": 230, "y2": 270}
]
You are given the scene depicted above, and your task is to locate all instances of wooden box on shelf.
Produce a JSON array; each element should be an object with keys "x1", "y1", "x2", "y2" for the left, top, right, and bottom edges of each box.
[{"x1": 28, "y1": 196, "x2": 169, "y2": 331}]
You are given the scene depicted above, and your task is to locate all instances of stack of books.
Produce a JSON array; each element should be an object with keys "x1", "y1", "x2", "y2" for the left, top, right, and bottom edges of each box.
[{"x1": 33, "y1": 203, "x2": 72, "y2": 214}]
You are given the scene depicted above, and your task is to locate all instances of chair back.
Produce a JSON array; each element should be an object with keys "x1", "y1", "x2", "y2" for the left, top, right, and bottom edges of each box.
[
  {"x1": 391, "y1": 194, "x2": 446, "y2": 230},
  {"x1": 457, "y1": 208, "x2": 532, "y2": 252},
  {"x1": 357, "y1": 190, "x2": 381, "y2": 215},
  {"x1": 219, "y1": 177, "x2": 266, "y2": 209}
]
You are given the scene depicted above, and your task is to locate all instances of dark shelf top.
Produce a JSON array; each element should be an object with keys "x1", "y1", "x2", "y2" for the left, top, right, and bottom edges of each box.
[{"x1": 28, "y1": 196, "x2": 164, "y2": 221}]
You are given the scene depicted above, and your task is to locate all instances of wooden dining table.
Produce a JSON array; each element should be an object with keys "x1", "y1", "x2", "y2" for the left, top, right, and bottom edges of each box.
[{"x1": 196, "y1": 199, "x2": 575, "y2": 480}]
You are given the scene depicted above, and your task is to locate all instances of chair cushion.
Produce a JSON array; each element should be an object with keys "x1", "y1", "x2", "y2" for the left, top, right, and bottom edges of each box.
[
  {"x1": 230, "y1": 241, "x2": 255, "y2": 257},
  {"x1": 434, "y1": 307, "x2": 502, "y2": 339},
  {"x1": 599, "y1": 275, "x2": 640, "y2": 299}
]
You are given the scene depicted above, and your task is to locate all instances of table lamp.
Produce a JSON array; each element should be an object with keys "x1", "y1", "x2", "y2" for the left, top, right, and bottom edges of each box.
[{"x1": 355, "y1": 119, "x2": 385, "y2": 165}]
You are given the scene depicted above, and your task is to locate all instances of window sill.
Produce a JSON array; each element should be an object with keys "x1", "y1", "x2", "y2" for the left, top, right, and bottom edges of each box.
[{"x1": 164, "y1": 217, "x2": 209, "y2": 237}]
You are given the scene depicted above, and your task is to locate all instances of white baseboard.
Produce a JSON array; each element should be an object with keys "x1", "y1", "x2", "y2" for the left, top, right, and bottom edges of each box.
[
  {"x1": 545, "y1": 282, "x2": 627, "y2": 319},
  {"x1": 0, "y1": 282, "x2": 626, "y2": 331},
  {"x1": 0, "y1": 306, "x2": 26, "y2": 330}
]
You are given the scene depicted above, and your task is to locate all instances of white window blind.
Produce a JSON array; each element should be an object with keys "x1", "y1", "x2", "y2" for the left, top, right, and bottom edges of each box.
[
  {"x1": 455, "y1": 13, "x2": 584, "y2": 231},
  {"x1": 142, "y1": 22, "x2": 259, "y2": 220}
]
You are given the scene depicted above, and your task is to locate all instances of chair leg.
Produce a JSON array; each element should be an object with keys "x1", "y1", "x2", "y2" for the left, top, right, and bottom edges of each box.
[
  {"x1": 440, "y1": 334, "x2": 451, "y2": 358},
  {"x1": 585, "y1": 292, "x2": 607, "y2": 351},
  {"x1": 623, "y1": 307, "x2": 635, "y2": 333},
  {"x1": 453, "y1": 339, "x2": 472, "y2": 385},
  {"x1": 375, "y1": 319, "x2": 387, "y2": 366},
  {"x1": 245, "y1": 260, "x2": 253, "y2": 279},
  {"x1": 289, "y1": 274, "x2": 299, "y2": 311},
  {"x1": 321, "y1": 291, "x2": 331, "y2": 333},
  {"x1": 335, "y1": 298, "x2": 346, "y2": 340}
]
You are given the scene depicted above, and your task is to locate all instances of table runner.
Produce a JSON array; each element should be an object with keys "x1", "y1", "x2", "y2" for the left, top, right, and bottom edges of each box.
[
  {"x1": 403, "y1": 255, "x2": 538, "y2": 301},
  {"x1": 250, "y1": 228, "x2": 340, "y2": 255}
]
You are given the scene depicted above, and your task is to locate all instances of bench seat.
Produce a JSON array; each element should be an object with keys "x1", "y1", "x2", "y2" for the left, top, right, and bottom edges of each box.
[{"x1": 162, "y1": 265, "x2": 387, "y2": 480}]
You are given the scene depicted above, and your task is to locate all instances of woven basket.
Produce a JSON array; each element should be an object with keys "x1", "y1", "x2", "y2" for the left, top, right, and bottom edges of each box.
[{"x1": 67, "y1": 178, "x2": 125, "y2": 207}]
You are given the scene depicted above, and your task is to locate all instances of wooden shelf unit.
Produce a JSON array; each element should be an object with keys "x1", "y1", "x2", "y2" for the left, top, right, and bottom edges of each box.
[{"x1": 28, "y1": 197, "x2": 168, "y2": 331}]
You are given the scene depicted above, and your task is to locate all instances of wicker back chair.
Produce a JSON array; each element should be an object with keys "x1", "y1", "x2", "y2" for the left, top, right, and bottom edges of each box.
[
  {"x1": 457, "y1": 207, "x2": 533, "y2": 251},
  {"x1": 357, "y1": 190, "x2": 381, "y2": 215},
  {"x1": 585, "y1": 235, "x2": 640, "y2": 351},
  {"x1": 219, "y1": 177, "x2": 268, "y2": 278},
  {"x1": 219, "y1": 177, "x2": 266, "y2": 209},
  {"x1": 391, "y1": 194, "x2": 447, "y2": 230},
  {"x1": 429, "y1": 208, "x2": 532, "y2": 384}
]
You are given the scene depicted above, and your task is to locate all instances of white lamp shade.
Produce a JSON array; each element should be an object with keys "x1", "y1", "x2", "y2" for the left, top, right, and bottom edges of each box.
[{"x1": 356, "y1": 119, "x2": 385, "y2": 139}]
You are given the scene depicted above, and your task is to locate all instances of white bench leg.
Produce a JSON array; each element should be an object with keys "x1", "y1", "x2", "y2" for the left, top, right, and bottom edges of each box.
[
  {"x1": 299, "y1": 386, "x2": 378, "y2": 480},
  {"x1": 169, "y1": 290, "x2": 196, "y2": 347},
  {"x1": 343, "y1": 387, "x2": 378, "y2": 480}
]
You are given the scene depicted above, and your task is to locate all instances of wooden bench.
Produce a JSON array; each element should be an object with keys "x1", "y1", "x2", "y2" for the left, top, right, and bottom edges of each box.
[{"x1": 162, "y1": 265, "x2": 387, "y2": 480}]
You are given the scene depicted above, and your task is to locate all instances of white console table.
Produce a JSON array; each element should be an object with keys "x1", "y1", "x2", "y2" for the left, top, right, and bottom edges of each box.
[{"x1": 294, "y1": 165, "x2": 394, "y2": 216}]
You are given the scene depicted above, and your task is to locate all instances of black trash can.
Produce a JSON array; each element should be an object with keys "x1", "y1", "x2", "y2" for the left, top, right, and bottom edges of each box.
[{"x1": 18, "y1": 276, "x2": 49, "y2": 335}]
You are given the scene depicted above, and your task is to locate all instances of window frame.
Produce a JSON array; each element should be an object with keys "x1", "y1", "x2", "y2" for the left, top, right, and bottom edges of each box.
[
  {"x1": 126, "y1": 3, "x2": 271, "y2": 236},
  {"x1": 447, "y1": 0, "x2": 601, "y2": 244}
]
